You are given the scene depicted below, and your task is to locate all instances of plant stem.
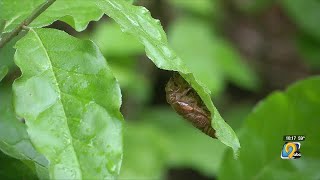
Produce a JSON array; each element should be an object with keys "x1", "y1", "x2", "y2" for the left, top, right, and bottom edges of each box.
[{"x1": 0, "y1": 0, "x2": 56, "y2": 48}]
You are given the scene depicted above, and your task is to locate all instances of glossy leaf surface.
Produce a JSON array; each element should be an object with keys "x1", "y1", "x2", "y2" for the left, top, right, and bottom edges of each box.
[
  {"x1": 0, "y1": 0, "x2": 103, "y2": 32},
  {"x1": 13, "y1": 28, "x2": 123, "y2": 179}
]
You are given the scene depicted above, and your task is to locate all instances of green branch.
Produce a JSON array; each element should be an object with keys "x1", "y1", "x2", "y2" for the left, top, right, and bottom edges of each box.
[{"x1": 0, "y1": 0, "x2": 56, "y2": 48}]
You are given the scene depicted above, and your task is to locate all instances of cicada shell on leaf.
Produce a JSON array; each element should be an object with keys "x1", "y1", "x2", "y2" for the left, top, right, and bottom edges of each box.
[{"x1": 165, "y1": 73, "x2": 216, "y2": 138}]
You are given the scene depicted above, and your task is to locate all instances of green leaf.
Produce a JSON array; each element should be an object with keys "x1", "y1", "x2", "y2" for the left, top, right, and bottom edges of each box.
[
  {"x1": 0, "y1": 65, "x2": 8, "y2": 81},
  {"x1": 96, "y1": 0, "x2": 240, "y2": 156},
  {"x1": 0, "y1": 83, "x2": 47, "y2": 167},
  {"x1": 0, "y1": 151, "x2": 37, "y2": 179},
  {"x1": 0, "y1": 0, "x2": 42, "y2": 32},
  {"x1": 120, "y1": 108, "x2": 226, "y2": 179},
  {"x1": 281, "y1": 0, "x2": 320, "y2": 41},
  {"x1": 96, "y1": 0, "x2": 188, "y2": 72},
  {"x1": 0, "y1": 33, "x2": 23, "y2": 72},
  {"x1": 0, "y1": 0, "x2": 103, "y2": 32},
  {"x1": 219, "y1": 76, "x2": 320, "y2": 179},
  {"x1": 13, "y1": 28, "x2": 123, "y2": 179}
]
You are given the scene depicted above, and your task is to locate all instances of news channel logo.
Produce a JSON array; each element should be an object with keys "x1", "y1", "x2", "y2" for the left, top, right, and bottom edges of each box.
[{"x1": 281, "y1": 135, "x2": 304, "y2": 159}]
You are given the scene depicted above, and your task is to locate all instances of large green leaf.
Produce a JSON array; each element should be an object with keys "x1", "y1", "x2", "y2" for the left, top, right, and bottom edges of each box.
[
  {"x1": 13, "y1": 28, "x2": 123, "y2": 179},
  {"x1": 281, "y1": 0, "x2": 320, "y2": 41},
  {"x1": 219, "y1": 76, "x2": 320, "y2": 179},
  {"x1": 120, "y1": 108, "x2": 226, "y2": 179},
  {"x1": 96, "y1": 0, "x2": 240, "y2": 156},
  {"x1": 0, "y1": 0, "x2": 103, "y2": 32}
]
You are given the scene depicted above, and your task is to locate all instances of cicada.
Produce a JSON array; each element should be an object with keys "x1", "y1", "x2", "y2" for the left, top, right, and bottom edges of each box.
[{"x1": 165, "y1": 73, "x2": 216, "y2": 138}]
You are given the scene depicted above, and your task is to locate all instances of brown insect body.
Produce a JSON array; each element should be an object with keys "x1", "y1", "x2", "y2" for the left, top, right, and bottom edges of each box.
[{"x1": 165, "y1": 73, "x2": 216, "y2": 138}]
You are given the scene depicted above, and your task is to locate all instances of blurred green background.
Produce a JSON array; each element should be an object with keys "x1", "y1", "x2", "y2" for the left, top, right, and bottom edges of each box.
[
  {"x1": 1, "y1": 0, "x2": 320, "y2": 179},
  {"x1": 89, "y1": 0, "x2": 320, "y2": 179}
]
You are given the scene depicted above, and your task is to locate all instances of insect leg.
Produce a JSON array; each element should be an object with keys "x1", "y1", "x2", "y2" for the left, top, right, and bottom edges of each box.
[{"x1": 180, "y1": 87, "x2": 192, "y2": 96}]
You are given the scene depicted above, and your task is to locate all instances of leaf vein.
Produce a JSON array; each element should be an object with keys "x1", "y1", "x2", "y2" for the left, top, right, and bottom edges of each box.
[{"x1": 32, "y1": 29, "x2": 83, "y2": 178}]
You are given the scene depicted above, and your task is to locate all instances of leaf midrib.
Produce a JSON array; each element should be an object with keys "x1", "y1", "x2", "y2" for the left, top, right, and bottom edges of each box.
[{"x1": 32, "y1": 29, "x2": 82, "y2": 179}]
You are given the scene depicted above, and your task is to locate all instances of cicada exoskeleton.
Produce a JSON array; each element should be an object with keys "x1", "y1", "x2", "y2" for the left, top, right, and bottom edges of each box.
[{"x1": 165, "y1": 73, "x2": 216, "y2": 138}]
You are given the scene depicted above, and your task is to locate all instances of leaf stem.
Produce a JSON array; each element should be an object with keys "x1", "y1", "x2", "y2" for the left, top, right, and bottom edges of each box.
[{"x1": 0, "y1": 0, "x2": 56, "y2": 48}]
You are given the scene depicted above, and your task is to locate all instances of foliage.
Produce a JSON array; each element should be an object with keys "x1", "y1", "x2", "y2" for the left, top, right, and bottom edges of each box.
[
  {"x1": 296, "y1": 35, "x2": 320, "y2": 69},
  {"x1": 168, "y1": 17, "x2": 259, "y2": 94},
  {"x1": 120, "y1": 108, "x2": 227, "y2": 179},
  {"x1": 0, "y1": 0, "x2": 103, "y2": 32},
  {"x1": 13, "y1": 28, "x2": 123, "y2": 179},
  {"x1": 91, "y1": 20, "x2": 144, "y2": 57},
  {"x1": 0, "y1": 0, "x2": 319, "y2": 179},
  {"x1": 90, "y1": 21, "x2": 151, "y2": 104},
  {"x1": 0, "y1": 83, "x2": 49, "y2": 179},
  {"x1": 96, "y1": 0, "x2": 240, "y2": 156},
  {"x1": 0, "y1": 151, "x2": 37, "y2": 179},
  {"x1": 0, "y1": 34, "x2": 23, "y2": 72},
  {"x1": 281, "y1": 0, "x2": 320, "y2": 42},
  {"x1": 219, "y1": 77, "x2": 320, "y2": 180}
]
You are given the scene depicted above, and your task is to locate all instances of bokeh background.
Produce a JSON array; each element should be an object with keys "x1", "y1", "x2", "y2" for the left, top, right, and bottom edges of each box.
[{"x1": 1, "y1": 0, "x2": 320, "y2": 179}]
